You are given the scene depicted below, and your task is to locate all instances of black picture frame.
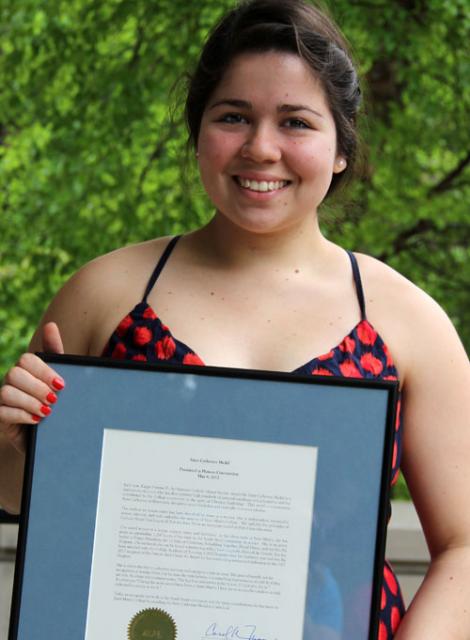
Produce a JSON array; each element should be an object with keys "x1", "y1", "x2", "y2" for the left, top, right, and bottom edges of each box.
[{"x1": 10, "y1": 354, "x2": 398, "y2": 640}]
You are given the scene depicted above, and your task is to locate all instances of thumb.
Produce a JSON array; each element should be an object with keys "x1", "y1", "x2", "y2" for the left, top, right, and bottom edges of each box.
[{"x1": 42, "y1": 321, "x2": 65, "y2": 354}]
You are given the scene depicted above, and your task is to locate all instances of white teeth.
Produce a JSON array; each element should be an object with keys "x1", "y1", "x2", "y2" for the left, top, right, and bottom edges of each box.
[{"x1": 237, "y1": 177, "x2": 288, "y2": 192}]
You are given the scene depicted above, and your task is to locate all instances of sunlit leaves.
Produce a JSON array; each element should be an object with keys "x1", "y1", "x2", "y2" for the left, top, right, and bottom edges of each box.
[{"x1": 0, "y1": 0, "x2": 469, "y2": 385}]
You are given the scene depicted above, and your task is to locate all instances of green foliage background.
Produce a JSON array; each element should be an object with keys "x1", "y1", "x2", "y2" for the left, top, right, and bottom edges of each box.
[{"x1": 1, "y1": 1, "x2": 469, "y2": 496}]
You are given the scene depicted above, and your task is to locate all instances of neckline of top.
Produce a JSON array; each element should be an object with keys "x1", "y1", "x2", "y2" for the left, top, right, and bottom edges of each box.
[{"x1": 126, "y1": 301, "x2": 397, "y2": 377}]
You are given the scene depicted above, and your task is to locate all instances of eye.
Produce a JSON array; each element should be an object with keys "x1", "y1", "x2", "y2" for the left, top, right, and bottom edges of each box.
[
  {"x1": 283, "y1": 118, "x2": 311, "y2": 129},
  {"x1": 217, "y1": 113, "x2": 248, "y2": 124}
]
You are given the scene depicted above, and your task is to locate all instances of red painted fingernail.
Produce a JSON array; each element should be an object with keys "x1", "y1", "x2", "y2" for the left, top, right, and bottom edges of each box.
[
  {"x1": 46, "y1": 392, "x2": 58, "y2": 404},
  {"x1": 40, "y1": 405, "x2": 52, "y2": 416},
  {"x1": 52, "y1": 377, "x2": 65, "y2": 391},
  {"x1": 32, "y1": 414, "x2": 42, "y2": 422}
]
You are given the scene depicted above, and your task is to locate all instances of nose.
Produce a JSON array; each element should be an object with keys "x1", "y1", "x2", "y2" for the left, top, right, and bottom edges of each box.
[{"x1": 240, "y1": 124, "x2": 282, "y2": 163}]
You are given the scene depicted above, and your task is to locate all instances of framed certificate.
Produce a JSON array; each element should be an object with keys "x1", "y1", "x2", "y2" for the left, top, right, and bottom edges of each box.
[{"x1": 10, "y1": 355, "x2": 397, "y2": 640}]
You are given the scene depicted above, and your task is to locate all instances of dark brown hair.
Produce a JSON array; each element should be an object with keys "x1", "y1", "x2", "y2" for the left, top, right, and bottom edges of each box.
[{"x1": 184, "y1": 0, "x2": 362, "y2": 195}]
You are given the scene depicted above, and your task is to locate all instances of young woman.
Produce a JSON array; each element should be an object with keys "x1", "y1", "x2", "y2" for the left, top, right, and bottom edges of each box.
[{"x1": 1, "y1": 1, "x2": 469, "y2": 637}]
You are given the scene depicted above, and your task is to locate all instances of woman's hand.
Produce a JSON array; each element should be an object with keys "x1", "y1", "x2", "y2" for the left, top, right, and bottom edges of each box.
[{"x1": 0, "y1": 322, "x2": 65, "y2": 454}]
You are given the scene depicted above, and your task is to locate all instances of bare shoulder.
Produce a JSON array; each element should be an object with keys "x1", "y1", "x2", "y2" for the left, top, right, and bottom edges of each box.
[
  {"x1": 73, "y1": 236, "x2": 172, "y2": 289},
  {"x1": 32, "y1": 236, "x2": 174, "y2": 355},
  {"x1": 353, "y1": 252, "x2": 468, "y2": 380},
  {"x1": 354, "y1": 252, "x2": 444, "y2": 318}
]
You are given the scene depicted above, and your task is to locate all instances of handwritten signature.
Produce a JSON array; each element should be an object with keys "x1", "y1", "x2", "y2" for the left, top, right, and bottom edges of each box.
[{"x1": 205, "y1": 622, "x2": 272, "y2": 640}]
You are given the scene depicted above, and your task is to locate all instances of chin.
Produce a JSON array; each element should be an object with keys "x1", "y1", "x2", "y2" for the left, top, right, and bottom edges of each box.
[
  {"x1": 214, "y1": 199, "x2": 315, "y2": 235},
  {"x1": 223, "y1": 212, "x2": 302, "y2": 236}
]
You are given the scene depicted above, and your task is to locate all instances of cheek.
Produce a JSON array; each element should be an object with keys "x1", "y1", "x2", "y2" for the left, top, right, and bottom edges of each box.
[
  {"x1": 197, "y1": 134, "x2": 236, "y2": 201},
  {"x1": 198, "y1": 130, "x2": 238, "y2": 165},
  {"x1": 293, "y1": 141, "x2": 337, "y2": 175},
  {"x1": 289, "y1": 150, "x2": 327, "y2": 177}
]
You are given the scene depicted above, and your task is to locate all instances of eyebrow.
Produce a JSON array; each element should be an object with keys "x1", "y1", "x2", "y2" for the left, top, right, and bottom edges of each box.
[{"x1": 209, "y1": 99, "x2": 324, "y2": 119}]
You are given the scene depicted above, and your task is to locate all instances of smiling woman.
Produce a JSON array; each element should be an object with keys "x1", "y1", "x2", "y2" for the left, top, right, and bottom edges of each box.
[
  {"x1": 0, "y1": 1, "x2": 470, "y2": 639},
  {"x1": 196, "y1": 51, "x2": 346, "y2": 235},
  {"x1": 185, "y1": 0, "x2": 360, "y2": 197}
]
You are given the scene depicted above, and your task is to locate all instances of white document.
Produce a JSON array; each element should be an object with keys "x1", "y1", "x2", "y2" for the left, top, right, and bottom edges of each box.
[{"x1": 84, "y1": 430, "x2": 318, "y2": 640}]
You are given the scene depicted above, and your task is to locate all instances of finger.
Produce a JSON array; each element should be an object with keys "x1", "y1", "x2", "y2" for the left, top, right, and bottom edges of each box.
[
  {"x1": 9, "y1": 353, "x2": 65, "y2": 394},
  {"x1": 0, "y1": 385, "x2": 53, "y2": 419},
  {"x1": 42, "y1": 321, "x2": 64, "y2": 355},
  {"x1": 0, "y1": 404, "x2": 45, "y2": 429}
]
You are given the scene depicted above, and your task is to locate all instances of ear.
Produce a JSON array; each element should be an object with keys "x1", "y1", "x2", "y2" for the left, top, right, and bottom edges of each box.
[{"x1": 333, "y1": 156, "x2": 347, "y2": 174}]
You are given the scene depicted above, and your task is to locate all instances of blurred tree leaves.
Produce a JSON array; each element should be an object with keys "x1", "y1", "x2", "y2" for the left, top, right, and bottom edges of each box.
[{"x1": 1, "y1": 0, "x2": 469, "y2": 379}]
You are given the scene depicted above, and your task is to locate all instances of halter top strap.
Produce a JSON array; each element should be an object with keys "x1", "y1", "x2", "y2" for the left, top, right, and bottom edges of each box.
[
  {"x1": 142, "y1": 235, "x2": 181, "y2": 303},
  {"x1": 346, "y1": 250, "x2": 366, "y2": 321}
]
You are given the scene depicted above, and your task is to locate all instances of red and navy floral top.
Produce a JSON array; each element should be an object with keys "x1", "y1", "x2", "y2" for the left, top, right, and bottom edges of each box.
[{"x1": 102, "y1": 235, "x2": 405, "y2": 638}]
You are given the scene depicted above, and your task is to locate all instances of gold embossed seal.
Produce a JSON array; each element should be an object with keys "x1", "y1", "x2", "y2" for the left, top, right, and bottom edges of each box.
[{"x1": 128, "y1": 608, "x2": 177, "y2": 639}]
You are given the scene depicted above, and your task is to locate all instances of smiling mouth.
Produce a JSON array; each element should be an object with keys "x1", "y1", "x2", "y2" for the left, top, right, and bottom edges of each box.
[{"x1": 234, "y1": 176, "x2": 291, "y2": 192}]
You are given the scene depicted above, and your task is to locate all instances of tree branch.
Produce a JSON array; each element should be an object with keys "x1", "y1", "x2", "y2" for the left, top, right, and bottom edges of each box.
[
  {"x1": 377, "y1": 219, "x2": 470, "y2": 261},
  {"x1": 128, "y1": 23, "x2": 144, "y2": 68},
  {"x1": 428, "y1": 150, "x2": 470, "y2": 195},
  {"x1": 392, "y1": 0, "x2": 427, "y2": 25},
  {"x1": 377, "y1": 219, "x2": 435, "y2": 260}
]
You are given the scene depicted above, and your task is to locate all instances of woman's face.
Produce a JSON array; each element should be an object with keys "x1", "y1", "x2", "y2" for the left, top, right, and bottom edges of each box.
[{"x1": 197, "y1": 51, "x2": 346, "y2": 235}]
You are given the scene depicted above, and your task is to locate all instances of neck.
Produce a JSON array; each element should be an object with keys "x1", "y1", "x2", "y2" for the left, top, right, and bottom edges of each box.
[{"x1": 191, "y1": 211, "x2": 334, "y2": 274}]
